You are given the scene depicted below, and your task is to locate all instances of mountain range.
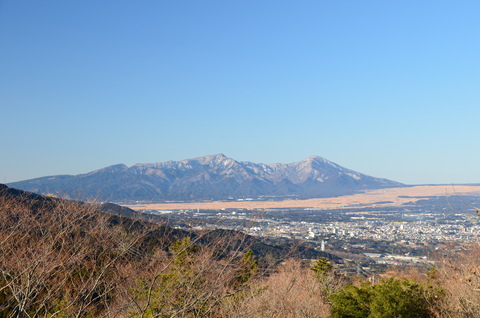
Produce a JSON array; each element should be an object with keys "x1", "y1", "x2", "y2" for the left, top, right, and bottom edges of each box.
[{"x1": 8, "y1": 154, "x2": 403, "y2": 202}]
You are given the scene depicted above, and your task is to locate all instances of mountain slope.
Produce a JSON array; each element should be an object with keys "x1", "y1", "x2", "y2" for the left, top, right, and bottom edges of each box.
[
  {"x1": 0, "y1": 183, "x2": 329, "y2": 262},
  {"x1": 8, "y1": 154, "x2": 403, "y2": 202}
]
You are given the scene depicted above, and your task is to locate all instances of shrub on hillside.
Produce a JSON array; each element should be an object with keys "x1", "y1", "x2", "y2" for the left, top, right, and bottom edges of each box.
[{"x1": 329, "y1": 277, "x2": 442, "y2": 318}]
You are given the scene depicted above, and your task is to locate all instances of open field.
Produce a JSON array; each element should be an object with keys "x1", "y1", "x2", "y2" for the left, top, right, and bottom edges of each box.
[{"x1": 124, "y1": 185, "x2": 480, "y2": 211}]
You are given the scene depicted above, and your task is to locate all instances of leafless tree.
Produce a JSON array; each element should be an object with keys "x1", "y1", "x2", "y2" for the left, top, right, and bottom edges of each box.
[{"x1": 0, "y1": 192, "x2": 151, "y2": 317}]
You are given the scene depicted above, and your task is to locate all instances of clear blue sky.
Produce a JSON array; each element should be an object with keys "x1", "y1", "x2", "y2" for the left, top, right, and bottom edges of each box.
[{"x1": 1, "y1": 1, "x2": 479, "y2": 185}]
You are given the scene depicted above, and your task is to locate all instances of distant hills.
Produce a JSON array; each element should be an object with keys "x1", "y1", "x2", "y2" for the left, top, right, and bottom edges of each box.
[{"x1": 8, "y1": 154, "x2": 403, "y2": 202}]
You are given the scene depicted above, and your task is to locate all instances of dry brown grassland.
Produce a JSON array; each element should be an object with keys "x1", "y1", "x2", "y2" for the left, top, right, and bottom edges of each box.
[{"x1": 125, "y1": 185, "x2": 480, "y2": 211}]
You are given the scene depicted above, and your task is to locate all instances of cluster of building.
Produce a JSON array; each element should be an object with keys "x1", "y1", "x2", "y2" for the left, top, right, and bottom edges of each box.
[
  {"x1": 244, "y1": 214, "x2": 480, "y2": 243},
  {"x1": 142, "y1": 205, "x2": 480, "y2": 266}
]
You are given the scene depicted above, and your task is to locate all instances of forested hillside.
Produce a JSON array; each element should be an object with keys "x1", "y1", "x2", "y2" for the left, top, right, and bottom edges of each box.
[{"x1": 1, "y1": 184, "x2": 479, "y2": 317}]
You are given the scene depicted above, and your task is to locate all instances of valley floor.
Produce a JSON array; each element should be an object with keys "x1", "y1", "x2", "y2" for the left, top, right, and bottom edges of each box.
[{"x1": 124, "y1": 185, "x2": 480, "y2": 211}]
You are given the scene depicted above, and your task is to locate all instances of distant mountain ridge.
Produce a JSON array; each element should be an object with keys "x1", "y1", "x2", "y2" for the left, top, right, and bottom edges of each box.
[{"x1": 8, "y1": 154, "x2": 403, "y2": 202}]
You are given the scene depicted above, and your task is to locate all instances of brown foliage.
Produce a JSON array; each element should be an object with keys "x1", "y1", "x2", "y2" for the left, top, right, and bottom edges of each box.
[
  {"x1": 0, "y1": 192, "x2": 149, "y2": 317},
  {"x1": 12, "y1": 186, "x2": 479, "y2": 318},
  {"x1": 435, "y1": 246, "x2": 480, "y2": 317},
  {"x1": 220, "y1": 259, "x2": 330, "y2": 318},
  {"x1": 0, "y1": 191, "x2": 266, "y2": 317}
]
